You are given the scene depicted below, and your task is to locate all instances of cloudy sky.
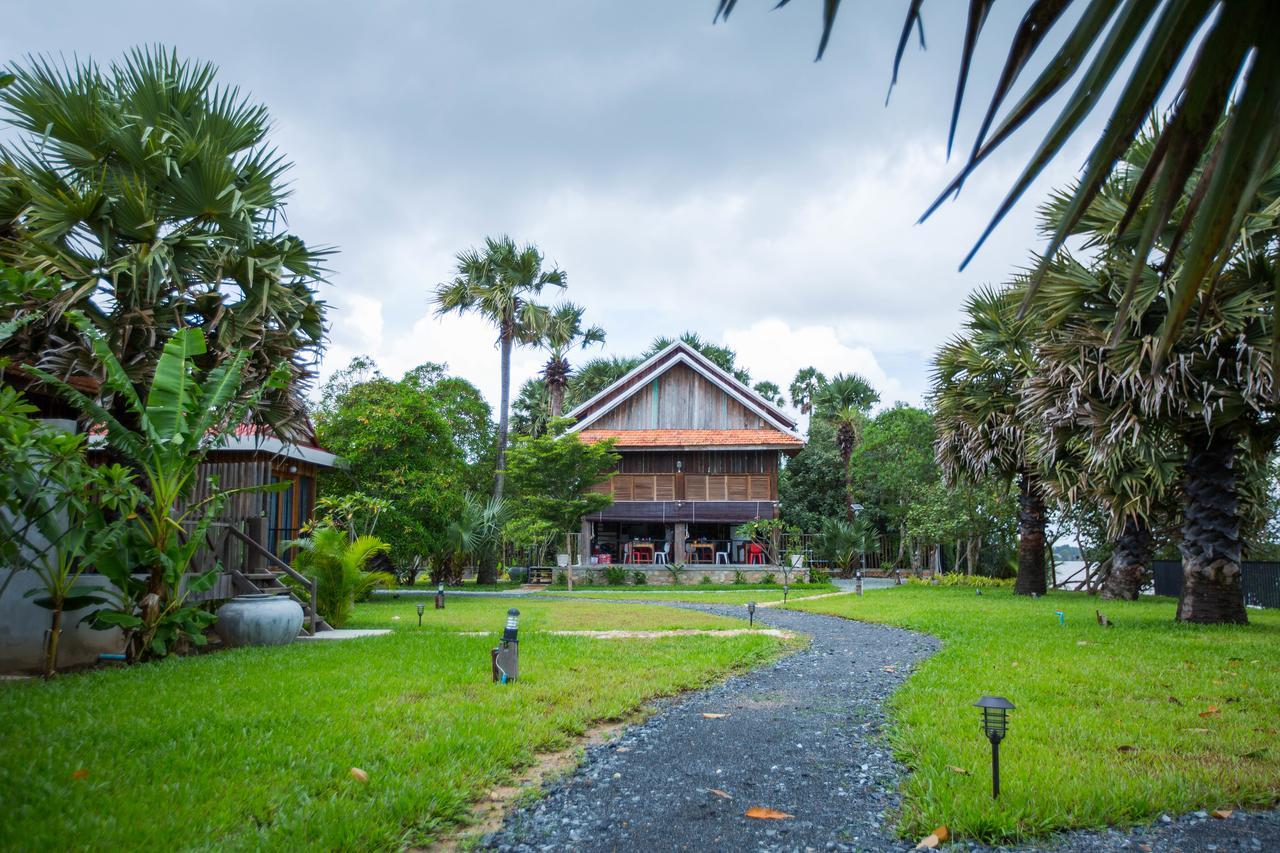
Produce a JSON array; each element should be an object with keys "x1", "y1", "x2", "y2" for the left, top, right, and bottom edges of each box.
[{"x1": 6, "y1": 1, "x2": 1105, "y2": 417}]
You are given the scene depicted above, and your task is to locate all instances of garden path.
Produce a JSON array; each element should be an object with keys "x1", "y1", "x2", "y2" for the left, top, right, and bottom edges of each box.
[{"x1": 484, "y1": 604, "x2": 937, "y2": 851}]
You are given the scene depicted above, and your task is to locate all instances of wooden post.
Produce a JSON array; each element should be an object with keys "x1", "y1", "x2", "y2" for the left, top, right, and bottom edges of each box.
[{"x1": 674, "y1": 521, "x2": 689, "y2": 565}]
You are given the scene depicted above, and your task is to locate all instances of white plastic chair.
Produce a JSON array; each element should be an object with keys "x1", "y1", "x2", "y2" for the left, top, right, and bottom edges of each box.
[
  {"x1": 654, "y1": 542, "x2": 669, "y2": 565},
  {"x1": 715, "y1": 550, "x2": 729, "y2": 564}
]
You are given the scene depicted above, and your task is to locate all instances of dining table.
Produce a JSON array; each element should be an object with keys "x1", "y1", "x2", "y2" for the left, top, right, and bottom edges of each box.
[
  {"x1": 687, "y1": 542, "x2": 715, "y2": 564},
  {"x1": 628, "y1": 541, "x2": 655, "y2": 564}
]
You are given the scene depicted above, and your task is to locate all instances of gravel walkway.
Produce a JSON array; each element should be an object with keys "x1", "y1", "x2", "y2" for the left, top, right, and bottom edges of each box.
[{"x1": 484, "y1": 604, "x2": 938, "y2": 852}]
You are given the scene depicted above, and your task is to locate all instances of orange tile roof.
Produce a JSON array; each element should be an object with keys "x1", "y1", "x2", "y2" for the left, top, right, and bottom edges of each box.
[{"x1": 578, "y1": 429, "x2": 804, "y2": 449}]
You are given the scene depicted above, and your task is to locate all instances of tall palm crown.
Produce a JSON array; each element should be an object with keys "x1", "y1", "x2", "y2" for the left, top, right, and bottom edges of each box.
[
  {"x1": 789, "y1": 367, "x2": 827, "y2": 416},
  {"x1": 0, "y1": 48, "x2": 327, "y2": 438},
  {"x1": 433, "y1": 235, "x2": 564, "y2": 511},
  {"x1": 931, "y1": 285, "x2": 1048, "y2": 595},
  {"x1": 539, "y1": 302, "x2": 605, "y2": 419}
]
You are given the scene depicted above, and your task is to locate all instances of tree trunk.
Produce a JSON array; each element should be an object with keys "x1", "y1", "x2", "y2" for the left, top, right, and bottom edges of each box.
[
  {"x1": 549, "y1": 380, "x2": 564, "y2": 420},
  {"x1": 1177, "y1": 427, "x2": 1247, "y2": 624},
  {"x1": 43, "y1": 608, "x2": 63, "y2": 679},
  {"x1": 1100, "y1": 515, "x2": 1153, "y2": 601},
  {"x1": 843, "y1": 450, "x2": 855, "y2": 522},
  {"x1": 1014, "y1": 472, "x2": 1047, "y2": 596},
  {"x1": 494, "y1": 332, "x2": 513, "y2": 504}
]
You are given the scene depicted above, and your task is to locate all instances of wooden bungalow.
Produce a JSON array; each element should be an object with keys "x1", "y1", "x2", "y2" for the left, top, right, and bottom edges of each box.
[{"x1": 568, "y1": 340, "x2": 804, "y2": 569}]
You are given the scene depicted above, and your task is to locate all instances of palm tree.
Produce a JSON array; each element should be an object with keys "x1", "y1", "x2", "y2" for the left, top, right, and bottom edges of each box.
[
  {"x1": 814, "y1": 374, "x2": 877, "y2": 523},
  {"x1": 752, "y1": 381, "x2": 785, "y2": 407},
  {"x1": 0, "y1": 48, "x2": 327, "y2": 439},
  {"x1": 932, "y1": 286, "x2": 1048, "y2": 596},
  {"x1": 567, "y1": 355, "x2": 641, "y2": 408},
  {"x1": 788, "y1": 367, "x2": 827, "y2": 416},
  {"x1": 539, "y1": 303, "x2": 605, "y2": 419},
  {"x1": 713, "y1": 2, "x2": 1280, "y2": 359},
  {"x1": 434, "y1": 236, "x2": 564, "y2": 509}
]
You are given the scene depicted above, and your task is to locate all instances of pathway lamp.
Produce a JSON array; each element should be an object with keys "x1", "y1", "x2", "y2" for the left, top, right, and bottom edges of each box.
[
  {"x1": 416, "y1": 602, "x2": 425, "y2": 627},
  {"x1": 855, "y1": 569, "x2": 863, "y2": 596},
  {"x1": 492, "y1": 608, "x2": 520, "y2": 684},
  {"x1": 747, "y1": 601, "x2": 756, "y2": 627},
  {"x1": 435, "y1": 581, "x2": 445, "y2": 610},
  {"x1": 782, "y1": 582, "x2": 789, "y2": 603},
  {"x1": 974, "y1": 696, "x2": 1014, "y2": 799}
]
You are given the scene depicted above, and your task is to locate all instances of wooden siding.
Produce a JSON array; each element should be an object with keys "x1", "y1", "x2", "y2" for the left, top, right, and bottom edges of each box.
[
  {"x1": 177, "y1": 456, "x2": 272, "y2": 519},
  {"x1": 592, "y1": 364, "x2": 767, "y2": 430},
  {"x1": 617, "y1": 450, "x2": 778, "y2": 475},
  {"x1": 590, "y1": 472, "x2": 775, "y2": 502},
  {"x1": 586, "y1": 500, "x2": 778, "y2": 523}
]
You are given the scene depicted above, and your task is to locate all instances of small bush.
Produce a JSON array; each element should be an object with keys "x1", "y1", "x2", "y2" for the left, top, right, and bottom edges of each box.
[
  {"x1": 807, "y1": 567, "x2": 828, "y2": 584},
  {"x1": 733, "y1": 570, "x2": 748, "y2": 585},
  {"x1": 699, "y1": 574, "x2": 714, "y2": 585},
  {"x1": 507, "y1": 566, "x2": 528, "y2": 584},
  {"x1": 554, "y1": 571, "x2": 568, "y2": 586},
  {"x1": 604, "y1": 565, "x2": 629, "y2": 586},
  {"x1": 760, "y1": 572, "x2": 777, "y2": 585},
  {"x1": 908, "y1": 574, "x2": 1014, "y2": 588},
  {"x1": 632, "y1": 570, "x2": 648, "y2": 585},
  {"x1": 665, "y1": 563, "x2": 686, "y2": 585}
]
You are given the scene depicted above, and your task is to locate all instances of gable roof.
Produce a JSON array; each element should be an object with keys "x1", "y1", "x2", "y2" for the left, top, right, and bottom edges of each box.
[{"x1": 567, "y1": 340, "x2": 800, "y2": 437}]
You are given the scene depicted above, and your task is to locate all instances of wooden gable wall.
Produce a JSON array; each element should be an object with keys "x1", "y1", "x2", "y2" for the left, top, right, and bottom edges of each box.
[{"x1": 591, "y1": 363, "x2": 767, "y2": 430}]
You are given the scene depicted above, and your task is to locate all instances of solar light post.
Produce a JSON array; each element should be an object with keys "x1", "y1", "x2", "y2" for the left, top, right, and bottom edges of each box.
[
  {"x1": 747, "y1": 601, "x2": 756, "y2": 627},
  {"x1": 416, "y1": 602, "x2": 425, "y2": 627},
  {"x1": 974, "y1": 696, "x2": 1014, "y2": 799},
  {"x1": 435, "y1": 582, "x2": 445, "y2": 610},
  {"x1": 855, "y1": 569, "x2": 863, "y2": 596},
  {"x1": 492, "y1": 608, "x2": 520, "y2": 684},
  {"x1": 783, "y1": 581, "x2": 790, "y2": 603}
]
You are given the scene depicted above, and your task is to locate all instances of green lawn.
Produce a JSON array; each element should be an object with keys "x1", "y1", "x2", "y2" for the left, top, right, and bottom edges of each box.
[
  {"x1": 788, "y1": 587, "x2": 1280, "y2": 844},
  {"x1": 0, "y1": 599, "x2": 785, "y2": 850},
  {"x1": 349, "y1": 596, "x2": 751, "y2": 632}
]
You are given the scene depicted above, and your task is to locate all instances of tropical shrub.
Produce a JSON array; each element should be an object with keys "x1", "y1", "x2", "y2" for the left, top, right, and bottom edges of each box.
[
  {"x1": 604, "y1": 566, "x2": 629, "y2": 586},
  {"x1": 760, "y1": 573, "x2": 777, "y2": 585},
  {"x1": 699, "y1": 574, "x2": 714, "y2": 585},
  {"x1": 732, "y1": 570, "x2": 748, "y2": 585},
  {"x1": 908, "y1": 574, "x2": 1014, "y2": 589},
  {"x1": 0, "y1": 387, "x2": 138, "y2": 676},
  {"x1": 29, "y1": 323, "x2": 286, "y2": 660},
  {"x1": 631, "y1": 570, "x2": 648, "y2": 585},
  {"x1": 664, "y1": 563, "x2": 687, "y2": 585},
  {"x1": 287, "y1": 526, "x2": 391, "y2": 628}
]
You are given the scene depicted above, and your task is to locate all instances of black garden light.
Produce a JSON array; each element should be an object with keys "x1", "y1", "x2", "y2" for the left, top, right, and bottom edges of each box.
[
  {"x1": 855, "y1": 569, "x2": 863, "y2": 596},
  {"x1": 416, "y1": 602, "x2": 425, "y2": 627},
  {"x1": 435, "y1": 581, "x2": 445, "y2": 610},
  {"x1": 783, "y1": 582, "x2": 789, "y2": 603},
  {"x1": 492, "y1": 608, "x2": 520, "y2": 684},
  {"x1": 747, "y1": 601, "x2": 756, "y2": 627},
  {"x1": 974, "y1": 696, "x2": 1015, "y2": 799}
]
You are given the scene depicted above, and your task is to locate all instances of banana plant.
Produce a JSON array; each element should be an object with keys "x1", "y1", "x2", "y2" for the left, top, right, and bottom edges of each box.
[{"x1": 27, "y1": 318, "x2": 290, "y2": 659}]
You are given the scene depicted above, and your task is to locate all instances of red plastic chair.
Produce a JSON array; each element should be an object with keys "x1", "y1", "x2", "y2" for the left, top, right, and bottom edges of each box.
[{"x1": 747, "y1": 543, "x2": 765, "y2": 565}]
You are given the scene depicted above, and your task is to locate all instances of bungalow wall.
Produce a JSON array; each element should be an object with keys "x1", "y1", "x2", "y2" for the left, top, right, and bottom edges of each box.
[{"x1": 590, "y1": 364, "x2": 770, "y2": 430}]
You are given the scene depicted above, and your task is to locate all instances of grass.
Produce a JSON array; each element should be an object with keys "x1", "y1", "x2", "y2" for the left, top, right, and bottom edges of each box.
[
  {"x1": 347, "y1": 596, "x2": 752, "y2": 632},
  {"x1": 788, "y1": 586, "x2": 1280, "y2": 844},
  {"x1": 0, "y1": 598, "x2": 787, "y2": 850},
  {"x1": 542, "y1": 587, "x2": 841, "y2": 605}
]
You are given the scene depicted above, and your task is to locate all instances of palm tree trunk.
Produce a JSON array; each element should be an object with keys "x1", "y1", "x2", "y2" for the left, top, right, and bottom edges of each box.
[
  {"x1": 494, "y1": 332, "x2": 513, "y2": 502},
  {"x1": 843, "y1": 450, "x2": 855, "y2": 522},
  {"x1": 1014, "y1": 472, "x2": 1047, "y2": 596},
  {"x1": 1177, "y1": 427, "x2": 1247, "y2": 624},
  {"x1": 549, "y1": 381, "x2": 564, "y2": 419},
  {"x1": 1100, "y1": 515, "x2": 1153, "y2": 601}
]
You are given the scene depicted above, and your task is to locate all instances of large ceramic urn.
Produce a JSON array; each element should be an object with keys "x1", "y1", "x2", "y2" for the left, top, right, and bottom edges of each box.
[{"x1": 215, "y1": 593, "x2": 304, "y2": 647}]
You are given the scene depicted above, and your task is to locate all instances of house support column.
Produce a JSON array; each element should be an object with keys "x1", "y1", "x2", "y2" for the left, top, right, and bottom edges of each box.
[
  {"x1": 674, "y1": 521, "x2": 689, "y2": 565},
  {"x1": 578, "y1": 519, "x2": 592, "y2": 566}
]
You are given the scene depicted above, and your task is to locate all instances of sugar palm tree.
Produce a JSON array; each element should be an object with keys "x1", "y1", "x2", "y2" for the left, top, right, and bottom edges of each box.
[
  {"x1": 788, "y1": 367, "x2": 827, "y2": 416},
  {"x1": 932, "y1": 286, "x2": 1048, "y2": 596},
  {"x1": 539, "y1": 303, "x2": 605, "y2": 419},
  {"x1": 815, "y1": 374, "x2": 876, "y2": 523},
  {"x1": 752, "y1": 380, "x2": 785, "y2": 407},
  {"x1": 0, "y1": 48, "x2": 327, "y2": 439},
  {"x1": 714, "y1": 2, "x2": 1280, "y2": 360},
  {"x1": 434, "y1": 236, "x2": 564, "y2": 511}
]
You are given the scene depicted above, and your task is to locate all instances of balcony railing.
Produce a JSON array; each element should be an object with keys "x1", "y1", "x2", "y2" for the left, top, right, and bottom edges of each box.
[{"x1": 588, "y1": 473, "x2": 773, "y2": 502}]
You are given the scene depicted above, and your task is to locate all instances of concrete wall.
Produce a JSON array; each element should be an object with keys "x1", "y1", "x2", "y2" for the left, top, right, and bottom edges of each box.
[{"x1": 0, "y1": 573, "x2": 125, "y2": 674}]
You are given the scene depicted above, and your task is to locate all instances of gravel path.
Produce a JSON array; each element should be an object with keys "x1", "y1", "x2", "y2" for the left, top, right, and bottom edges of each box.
[{"x1": 484, "y1": 603, "x2": 938, "y2": 852}]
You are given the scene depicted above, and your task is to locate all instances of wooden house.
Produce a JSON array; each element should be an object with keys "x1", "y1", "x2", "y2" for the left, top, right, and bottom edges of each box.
[{"x1": 568, "y1": 340, "x2": 804, "y2": 568}]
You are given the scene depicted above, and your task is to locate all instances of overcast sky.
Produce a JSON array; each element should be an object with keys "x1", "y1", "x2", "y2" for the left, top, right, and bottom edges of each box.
[{"x1": 6, "y1": 1, "x2": 1105, "y2": 417}]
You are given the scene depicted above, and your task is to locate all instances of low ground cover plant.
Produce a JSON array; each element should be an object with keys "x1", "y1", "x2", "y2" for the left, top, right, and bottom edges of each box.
[{"x1": 788, "y1": 586, "x2": 1280, "y2": 844}]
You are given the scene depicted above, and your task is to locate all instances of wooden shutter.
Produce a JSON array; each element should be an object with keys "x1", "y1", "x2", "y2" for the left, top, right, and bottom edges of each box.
[
  {"x1": 686, "y1": 475, "x2": 707, "y2": 501},
  {"x1": 747, "y1": 476, "x2": 771, "y2": 500},
  {"x1": 655, "y1": 475, "x2": 676, "y2": 501}
]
